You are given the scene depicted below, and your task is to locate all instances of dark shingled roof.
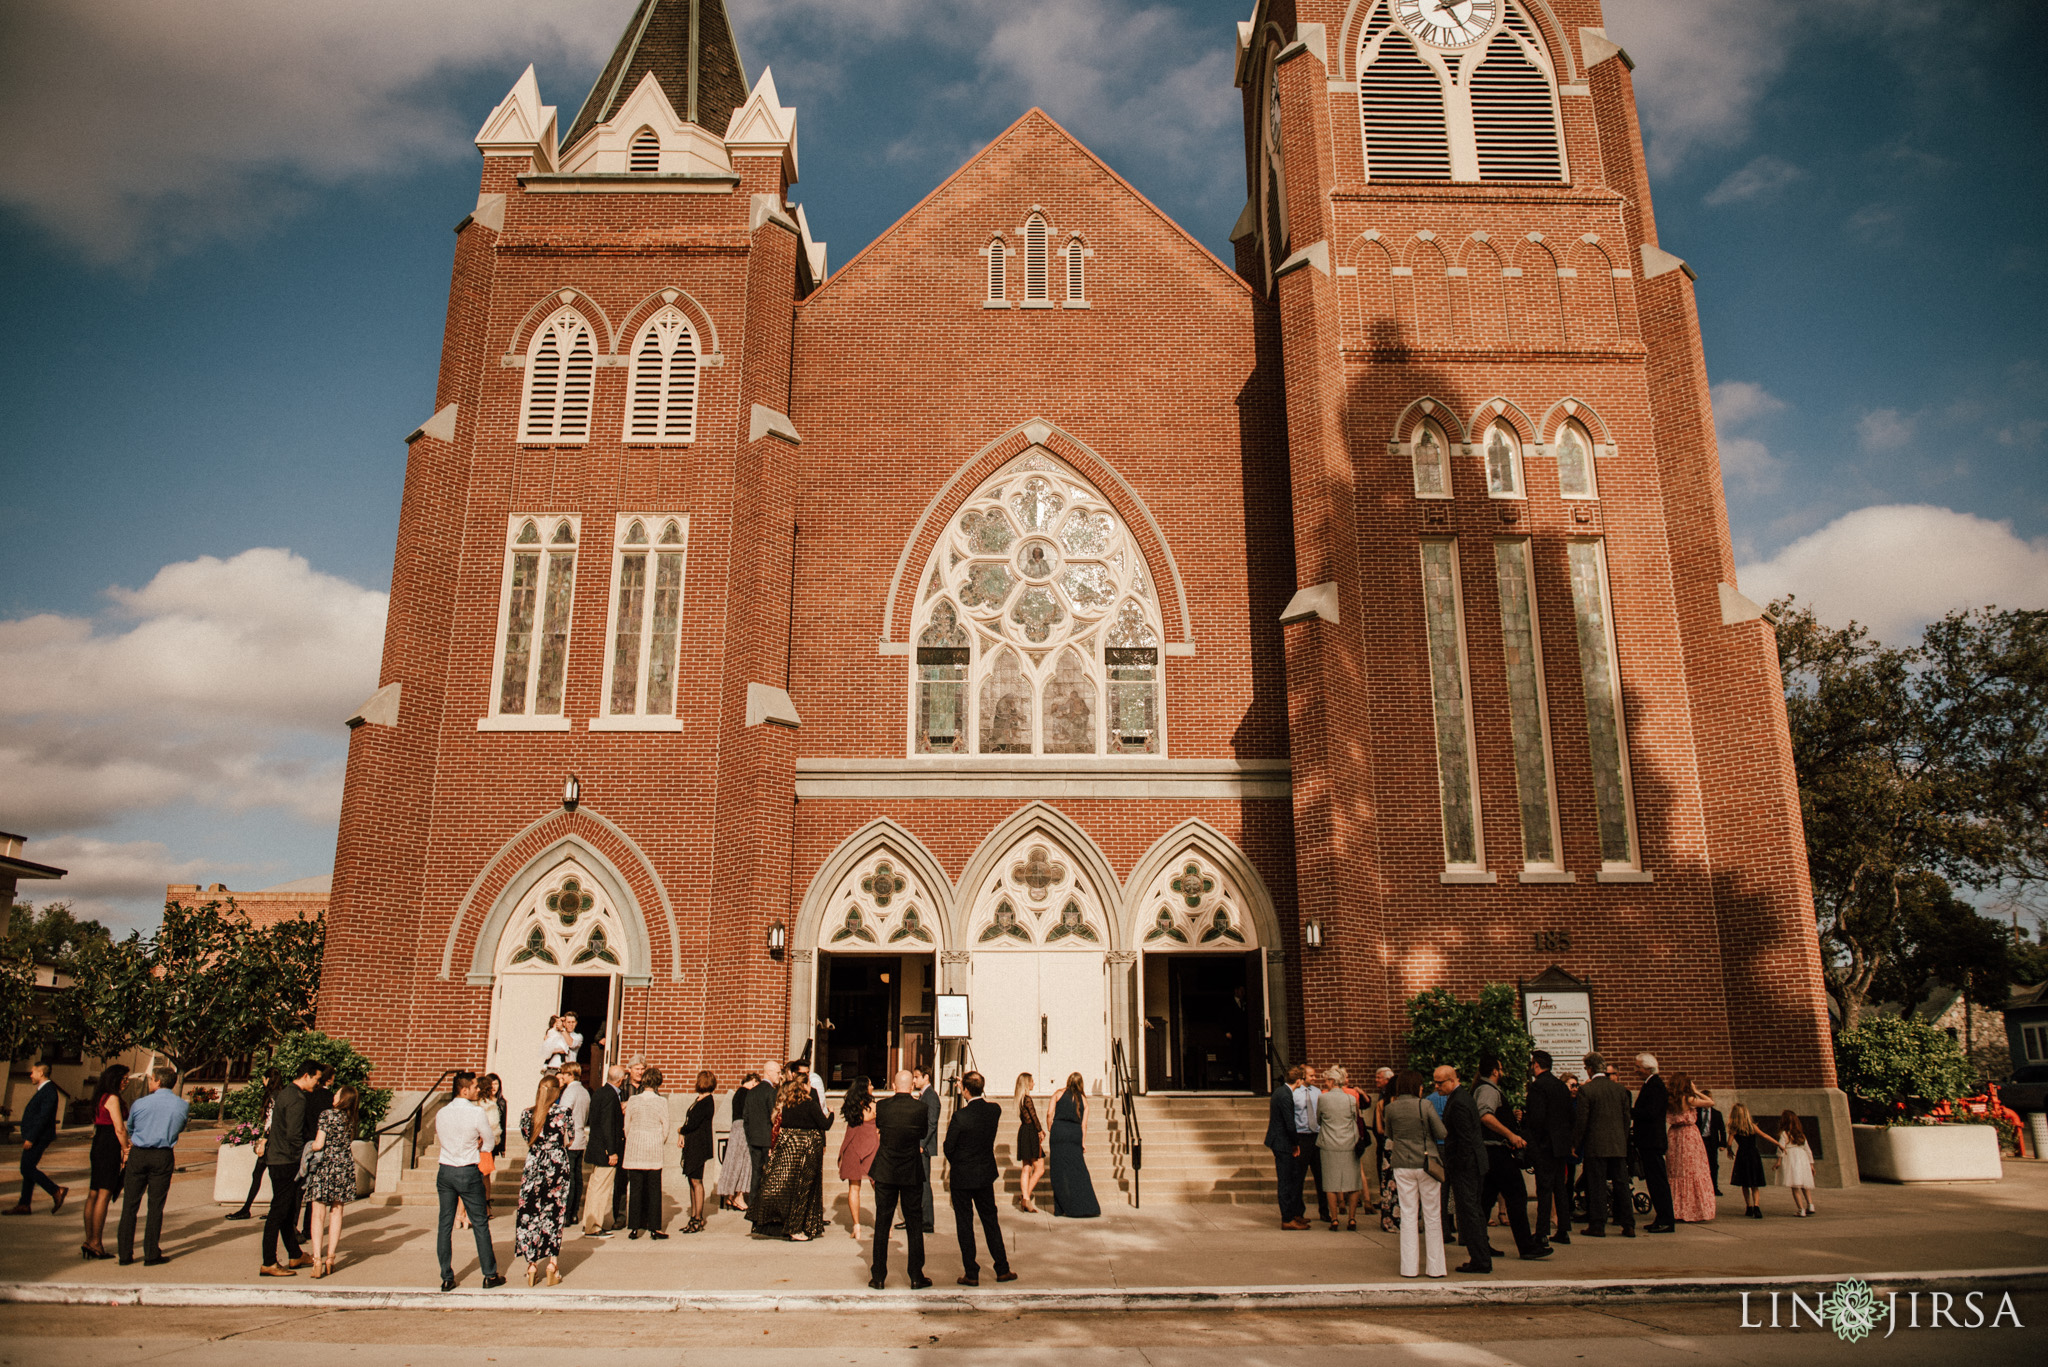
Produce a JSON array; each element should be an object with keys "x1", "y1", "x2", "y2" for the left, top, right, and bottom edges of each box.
[{"x1": 563, "y1": 0, "x2": 751, "y2": 152}]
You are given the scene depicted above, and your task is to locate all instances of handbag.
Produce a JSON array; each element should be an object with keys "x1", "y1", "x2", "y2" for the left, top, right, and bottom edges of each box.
[{"x1": 478, "y1": 1151, "x2": 495, "y2": 1176}]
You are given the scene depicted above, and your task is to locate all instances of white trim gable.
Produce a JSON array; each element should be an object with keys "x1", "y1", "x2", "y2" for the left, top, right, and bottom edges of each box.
[
  {"x1": 723, "y1": 67, "x2": 799, "y2": 183},
  {"x1": 475, "y1": 64, "x2": 559, "y2": 171},
  {"x1": 558, "y1": 71, "x2": 732, "y2": 177}
]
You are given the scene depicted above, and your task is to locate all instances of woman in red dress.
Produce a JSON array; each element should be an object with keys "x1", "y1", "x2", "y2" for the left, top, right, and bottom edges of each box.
[{"x1": 1665, "y1": 1070, "x2": 1718, "y2": 1222}]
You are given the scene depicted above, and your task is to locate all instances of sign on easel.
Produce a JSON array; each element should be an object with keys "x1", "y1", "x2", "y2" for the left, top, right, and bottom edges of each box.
[
  {"x1": 935, "y1": 993, "x2": 970, "y2": 1040},
  {"x1": 1520, "y1": 965, "x2": 1594, "y2": 1080}
]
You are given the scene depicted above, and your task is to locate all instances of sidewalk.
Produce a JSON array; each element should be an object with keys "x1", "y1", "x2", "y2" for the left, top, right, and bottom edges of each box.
[{"x1": 6, "y1": 1134, "x2": 2045, "y2": 1309}]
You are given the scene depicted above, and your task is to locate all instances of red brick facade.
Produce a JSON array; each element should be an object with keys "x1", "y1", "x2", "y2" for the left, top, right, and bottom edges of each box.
[{"x1": 320, "y1": 0, "x2": 1835, "y2": 1105}]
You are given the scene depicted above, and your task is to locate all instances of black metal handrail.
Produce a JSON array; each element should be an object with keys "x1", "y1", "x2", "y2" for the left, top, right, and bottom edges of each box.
[
  {"x1": 1266, "y1": 1035, "x2": 1289, "y2": 1089},
  {"x1": 1111, "y1": 1036, "x2": 1142, "y2": 1209},
  {"x1": 375, "y1": 1068, "x2": 464, "y2": 1170}
]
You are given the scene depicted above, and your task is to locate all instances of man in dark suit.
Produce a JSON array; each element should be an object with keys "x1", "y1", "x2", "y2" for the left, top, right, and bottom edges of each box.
[
  {"x1": 5, "y1": 1063, "x2": 68, "y2": 1215},
  {"x1": 1631, "y1": 1053, "x2": 1675, "y2": 1232},
  {"x1": 1439, "y1": 1065, "x2": 1494, "y2": 1273},
  {"x1": 1522, "y1": 1050, "x2": 1574, "y2": 1246},
  {"x1": 942, "y1": 1071, "x2": 1017, "y2": 1285},
  {"x1": 868, "y1": 1070, "x2": 932, "y2": 1290},
  {"x1": 1571, "y1": 1053, "x2": 1635, "y2": 1238},
  {"x1": 1698, "y1": 1089, "x2": 1730, "y2": 1195},
  {"x1": 1264, "y1": 1065, "x2": 1309, "y2": 1229},
  {"x1": 744, "y1": 1060, "x2": 781, "y2": 1209},
  {"x1": 913, "y1": 1068, "x2": 940, "y2": 1234},
  {"x1": 581, "y1": 1065, "x2": 625, "y2": 1236}
]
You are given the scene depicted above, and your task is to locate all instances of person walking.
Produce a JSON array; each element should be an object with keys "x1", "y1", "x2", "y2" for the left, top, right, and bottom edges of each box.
[
  {"x1": 718, "y1": 1072, "x2": 759, "y2": 1213},
  {"x1": 116, "y1": 1065, "x2": 188, "y2": 1267},
  {"x1": 1632, "y1": 1054, "x2": 1675, "y2": 1233},
  {"x1": 1474, "y1": 1054, "x2": 1550, "y2": 1262},
  {"x1": 1522, "y1": 1051, "x2": 1574, "y2": 1247},
  {"x1": 581, "y1": 1064, "x2": 625, "y2": 1237},
  {"x1": 866, "y1": 1070, "x2": 931, "y2": 1289},
  {"x1": 914, "y1": 1068, "x2": 940, "y2": 1235},
  {"x1": 679, "y1": 1071, "x2": 717, "y2": 1233},
  {"x1": 623, "y1": 1066, "x2": 669, "y2": 1239},
  {"x1": 1665, "y1": 1071, "x2": 1717, "y2": 1223},
  {"x1": 1383, "y1": 1070, "x2": 1447, "y2": 1278},
  {"x1": 1315, "y1": 1065, "x2": 1363, "y2": 1231},
  {"x1": 6, "y1": 1062, "x2": 67, "y2": 1218},
  {"x1": 1698, "y1": 1089, "x2": 1731, "y2": 1195},
  {"x1": 1439, "y1": 1065, "x2": 1495, "y2": 1274},
  {"x1": 1265, "y1": 1064, "x2": 1309, "y2": 1230},
  {"x1": 515, "y1": 1074, "x2": 574, "y2": 1284},
  {"x1": 1013, "y1": 1073, "x2": 1046, "y2": 1214},
  {"x1": 751, "y1": 1074, "x2": 833, "y2": 1241},
  {"x1": 1048, "y1": 1072, "x2": 1100, "y2": 1219},
  {"x1": 836, "y1": 1076, "x2": 879, "y2": 1241},
  {"x1": 1774, "y1": 1111, "x2": 1816, "y2": 1217},
  {"x1": 301, "y1": 1084, "x2": 360, "y2": 1277},
  {"x1": 258, "y1": 1061, "x2": 319, "y2": 1277},
  {"x1": 431, "y1": 1071, "x2": 504, "y2": 1291},
  {"x1": 1571, "y1": 1053, "x2": 1636, "y2": 1239},
  {"x1": 744, "y1": 1060, "x2": 781, "y2": 1210},
  {"x1": 80, "y1": 1064, "x2": 130, "y2": 1260},
  {"x1": 222, "y1": 1069, "x2": 279, "y2": 1221},
  {"x1": 943, "y1": 1070, "x2": 1017, "y2": 1285},
  {"x1": 558, "y1": 1062, "x2": 590, "y2": 1225}
]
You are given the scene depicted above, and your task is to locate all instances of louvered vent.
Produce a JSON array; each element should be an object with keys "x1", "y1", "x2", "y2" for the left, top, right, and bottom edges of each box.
[
  {"x1": 1024, "y1": 214, "x2": 1049, "y2": 300},
  {"x1": 1361, "y1": 32, "x2": 1452, "y2": 181},
  {"x1": 1471, "y1": 32, "x2": 1564, "y2": 181},
  {"x1": 1066, "y1": 239, "x2": 1085, "y2": 302},
  {"x1": 1360, "y1": 0, "x2": 1393, "y2": 45},
  {"x1": 629, "y1": 127, "x2": 659, "y2": 174},
  {"x1": 987, "y1": 239, "x2": 1006, "y2": 301},
  {"x1": 522, "y1": 311, "x2": 596, "y2": 443},
  {"x1": 625, "y1": 309, "x2": 699, "y2": 443}
]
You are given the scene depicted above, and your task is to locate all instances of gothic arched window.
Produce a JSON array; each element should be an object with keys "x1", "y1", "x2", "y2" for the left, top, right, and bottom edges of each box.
[
  {"x1": 1553, "y1": 419, "x2": 1598, "y2": 498},
  {"x1": 624, "y1": 306, "x2": 700, "y2": 443},
  {"x1": 629, "y1": 126, "x2": 660, "y2": 173},
  {"x1": 1483, "y1": 423, "x2": 1524, "y2": 498},
  {"x1": 1358, "y1": 0, "x2": 1564, "y2": 185},
  {"x1": 1022, "y1": 212, "x2": 1050, "y2": 303},
  {"x1": 985, "y1": 235, "x2": 1008, "y2": 304},
  {"x1": 909, "y1": 450, "x2": 1165, "y2": 757},
  {"x1": 520, "y1": 307, "x2": 596, "y2": 444},
  {"x1": 1408, "y1": 417, "x2": 1454, "y2": 498}
]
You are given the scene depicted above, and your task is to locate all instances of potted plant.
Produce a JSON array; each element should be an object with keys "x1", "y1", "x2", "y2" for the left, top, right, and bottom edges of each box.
[
  {"x1": 244, "y1": 1030, "x2": 395, "y2": 1198},
  {"x1": 213, "y1": 1119, "x2": 268, "y2": 1204},
  {"x1": 1839, "y1": 1015, "x2": 2001, "y2": 1182}
]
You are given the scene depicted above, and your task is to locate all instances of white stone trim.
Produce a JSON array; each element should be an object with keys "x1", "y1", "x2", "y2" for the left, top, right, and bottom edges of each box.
[
  {"x1": 749, "y1": 405, "x2": 801, "y2": 444},
  {"x1": 746, "y1": 683, "x2": 801, "y2": 729},
  {"x1": 407, "y1": 403, "x2": 458, "y2": 444},
  {"x1": 1279, "y1": 582, "x2": 1341, "y2": 626},
  {"x1": 346, "y1": 682, "x2": 401, "y2": 730}
]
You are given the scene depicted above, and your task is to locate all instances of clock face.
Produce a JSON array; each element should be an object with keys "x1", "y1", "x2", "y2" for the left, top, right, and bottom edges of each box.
[{"x1": 1395, "y1": 0, "x2": 1501, "y2": 50}]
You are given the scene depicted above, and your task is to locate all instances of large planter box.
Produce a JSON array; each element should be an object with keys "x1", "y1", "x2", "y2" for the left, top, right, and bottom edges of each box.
[
  {"x1": 214, "y1": 1142, "x2": 267, "y2": 1204},
  {"x1": 1852, "y1": 1122, "x2": 2002, "y2": 1182},
  {"x1": 352, "y1": 1139, "x2": 378, "y2": 1198}
]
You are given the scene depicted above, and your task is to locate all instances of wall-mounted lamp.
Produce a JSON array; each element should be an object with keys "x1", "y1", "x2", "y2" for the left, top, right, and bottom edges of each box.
[
  {"x1": 1304, "y1": 920, "x2": 1324, "y2": 950},
  {"x1": 562, "y1": 774, "x2": 581, "y2": 813},
  {"x1": 768, "y1": 921, "x2": 788, "y2": 959}
]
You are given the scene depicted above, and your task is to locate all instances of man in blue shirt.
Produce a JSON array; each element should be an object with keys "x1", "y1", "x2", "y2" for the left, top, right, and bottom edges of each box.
[
  {"x1": 1291, "y1": 1068, "x2": 1329, "y2": 1224},
  {"x1": 119, "y1": 1065, "x2": 190, "y2": 1265}
]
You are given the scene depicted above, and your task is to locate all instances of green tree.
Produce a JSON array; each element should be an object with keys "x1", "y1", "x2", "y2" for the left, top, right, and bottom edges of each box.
[
  {"x1": 1834, "y1": 1014, "x2": 1974, "y2": 1123},
  {"x1": 1402, "y1": 984, "x2": 1535, "y2": 1104},
  {"x1": 230, "y1": 1029, "x2": 391, "y2": 1139},
  {"x1": 1869, "y1": 872, "x2": 2022, "y2": 1014},
  {"x1": 0, "y1": 952, "x2": 36, "y2": 1070},
  {"x1": 4, "y1": 901, "x2": 111, "y2": 970}
]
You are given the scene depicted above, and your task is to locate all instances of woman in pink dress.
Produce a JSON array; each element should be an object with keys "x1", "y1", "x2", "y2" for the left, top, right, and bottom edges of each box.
[
  {"x1": 1664, "y1": 1070, "x2": 1717, "y2": 1222},
  {"x1": 835, "y1": 1077, "x2": 879, "y2": 1241}
]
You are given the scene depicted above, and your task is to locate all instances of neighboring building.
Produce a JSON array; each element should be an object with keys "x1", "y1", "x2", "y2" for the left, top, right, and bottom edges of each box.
[
  {"x1": 320, "y1": 0, "x2": 1839, "y2": 1150},
  {"x1": 0, "y1": 832, "x2": 66, "y2": 938},
  {"x1": 1919, "y1": 985, "x2": 2011, "y2": 1083},
  {"x1": 166, "y1": 875, "x2": 332, "y2": 931},
  {"x1": 2007, "y1": 981, "x2": 2048, "y2": 1077}
]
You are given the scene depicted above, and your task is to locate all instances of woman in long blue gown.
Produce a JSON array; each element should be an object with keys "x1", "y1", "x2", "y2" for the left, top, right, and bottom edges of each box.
[{"x1": 1048, "y1": 1072, "x2": 1100, "y2": 1218}]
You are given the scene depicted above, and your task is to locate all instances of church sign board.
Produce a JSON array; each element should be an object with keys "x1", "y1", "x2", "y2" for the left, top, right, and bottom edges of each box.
[{"x1": 1521, "y1": 966, "x2": 1594, "y2": 1080}]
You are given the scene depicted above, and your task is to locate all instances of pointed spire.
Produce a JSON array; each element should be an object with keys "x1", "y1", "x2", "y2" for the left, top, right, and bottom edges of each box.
[
  {"x1": 723, "y1": 66, "x2": 798, "y2": 182},
  {"x1": 475, "y1": 64, "x2": 558, "y2": 169},
  {"x1": 563, "y1": 0, "x2": 750, "y2": 153}
]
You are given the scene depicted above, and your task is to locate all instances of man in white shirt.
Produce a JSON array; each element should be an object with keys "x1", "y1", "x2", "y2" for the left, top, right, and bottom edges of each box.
[
  {"x1": 1292, "y1": 1068, "x2": 1329, "y2": 1223},
  {"x1": 541, "y1": 1013, "x2": 582, "y2": 1070},
  {"x1": 558, "y1": 1062, "x2": 591, "y2": 1224},
  {"x1": 434, "y1": 1071, "x2": 505, "y2": 1292}
]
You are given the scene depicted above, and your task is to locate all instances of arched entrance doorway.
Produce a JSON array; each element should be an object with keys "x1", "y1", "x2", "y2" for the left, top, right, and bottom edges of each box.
[{"x1": 810, "y1": 851, "x2": 946, "y2": 1089}]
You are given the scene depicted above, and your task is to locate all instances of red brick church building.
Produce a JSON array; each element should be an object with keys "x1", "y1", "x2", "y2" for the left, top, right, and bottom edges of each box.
[{"x1": 322, "y1": 0, "x2": 1843, "y2": 1162}]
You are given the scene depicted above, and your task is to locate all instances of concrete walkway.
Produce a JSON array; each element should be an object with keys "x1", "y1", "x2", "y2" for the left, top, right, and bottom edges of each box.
[{"x1": 7, "y1": 1131, "x2": 2046, "y2": 1309}]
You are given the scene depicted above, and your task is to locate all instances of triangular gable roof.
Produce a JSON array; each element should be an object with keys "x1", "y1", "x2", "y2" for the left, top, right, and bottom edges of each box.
[
  {"x1": 564, "y1": 0, "x2": 750, "y2": 151},
  {"x1": 804, "y1": 107, "x2": 1252, "y2": 307}
]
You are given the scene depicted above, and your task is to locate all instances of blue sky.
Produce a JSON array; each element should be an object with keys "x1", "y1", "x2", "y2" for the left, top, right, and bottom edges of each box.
[{"x1": 1, "y1": 0, "x2": 2042, "y2": 930}]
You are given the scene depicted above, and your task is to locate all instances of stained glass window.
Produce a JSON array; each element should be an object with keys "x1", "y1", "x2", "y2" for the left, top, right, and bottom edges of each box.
[
  {"x1": 1568, "y1": 540, "x2": 1637, "y2": 867},
  {"x1": 1106, "y1": 600, "x2": 1158, "y2": 754},
  {"x1": 1485, "y1": 425, "x2": 1523, "y2": 497},
  {"x1": 1495, "y1": 539, "x2": 1559, "y2": 867},
  {"x1": 1555, "y1": 422, "x2": 1597, "y2": 498},
  {"x1": 604, "y1": 514, "x2": 688, "y2": 717},
  {"x1": 1413, "y1": 423, "x2": 1450, "y2": 498},
  {"x1": 1420, "y1": 540, "x2": 1481, "y2": 867},
  {"x1": 495, "y1": 516, "x2": 578, "y2": 717},
  {"x1": 916, "y1": 601, "x2": 969, "y2": 753},
  {"x1": 979, "y1": 646, "x2": 1033, "y2": 754},
  {"x1": 1042, "y1": 648, "x2": 1097, "y2": 754}
]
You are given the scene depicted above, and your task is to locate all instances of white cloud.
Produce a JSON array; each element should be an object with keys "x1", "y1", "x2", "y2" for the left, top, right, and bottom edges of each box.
[
  {"x1": 1711, "y1": 380, "x2": 1789, "y2": 490},
  {"x1": 0, "y1": 0, "x2": 621, "y2": 264},
  {"x1": 1602, "y1": 0, "x2": 1797, "y2": 173},
  {"x1": 1712, "y1": 380, "x2": 1789, "y2": 427},
  {"x1": 0, "y1": 549, "x2": 384, "y2": 832},
  {"x1": 1704, "y1": 154, "x2": 1805, "y2": 206},
  {"x1": 1858, "y1": 408, "x2": 1917, "y2": 451},
  {"x1": 1737, "y1": 504, "x2": 2048, "y2": 643}
]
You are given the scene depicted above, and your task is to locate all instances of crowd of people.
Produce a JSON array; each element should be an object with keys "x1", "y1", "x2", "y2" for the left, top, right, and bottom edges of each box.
[{"x1": 1265, "y1": 1050, "x2": 1818, "y2": 1278}]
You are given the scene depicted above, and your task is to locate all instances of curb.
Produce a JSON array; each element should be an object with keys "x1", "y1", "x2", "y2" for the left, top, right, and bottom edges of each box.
[{"x1": 5, "y1": 1267, "x2": 2044, "y2": 1314}]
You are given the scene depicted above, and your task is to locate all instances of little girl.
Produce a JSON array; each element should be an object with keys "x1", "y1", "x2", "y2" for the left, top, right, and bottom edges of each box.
[
  {"x1": 1728, "y1": 1103, "x2": 1780, "y2": 1219},
  {"x1": 1774, "y1": 1110, "x2": 1815, "y2": 1217}
]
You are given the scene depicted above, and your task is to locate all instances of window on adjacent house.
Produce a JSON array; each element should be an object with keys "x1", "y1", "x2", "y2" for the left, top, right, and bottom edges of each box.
[
  {"x1": 1484, "y1": 423, "x2": 1524, "y2": 498},
  {"x1": 1420, "y1": 539, "x2": 1483, "y2": 869},
  {"x1": 629, "y1": 127, "x2": 659, "y2": 173},
  {"x1": 624, "y1": 307, "x2": 699, "y2": 443},
  {"x1": 908, "y1": 451, "x2": 1165, "y2": 756},
  {"x1": 1554, "y1": 420, "x2": 1598, "y2": 498},
  {"x1": 493, "y1": 516, "x2": 579, "y2": 718},
  {"x1": 520, "y1": 308, "x2": 596, "y2": 444},
  {"x1": 603, "y1": 516, "x2": 688, "y2": 718},
  {"x1": 1567, "y1": 540, "x2": 1639, "y2": 868},
  {"x1": 2026, "y1": 1023, "x2": 2046, "y2": 1062},
  {"x1": 1358, "y1": 0, "x2": 1564, "y2": 185},
  {"x1": 1064, "y1": 235, "x2": 1087, "y2": 304},
  {"x1": 985, "y1": 236, "x2": 1008, "y2": 304},
  {"x1": 1023, "y1": 212, "x2": 1050, "y2": 302},
  {"x1": 1495, "y1": 539, "x2": 1562, "y2": 869},
  {"x1": 1411, "y1": 419, "x2": 1453, "y2": 498}
]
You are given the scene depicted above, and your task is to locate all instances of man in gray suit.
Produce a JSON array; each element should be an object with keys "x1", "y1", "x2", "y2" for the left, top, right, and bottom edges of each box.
[{"x1": 1571, "y1": 1053, "x2": 1636, "y2": 1238}]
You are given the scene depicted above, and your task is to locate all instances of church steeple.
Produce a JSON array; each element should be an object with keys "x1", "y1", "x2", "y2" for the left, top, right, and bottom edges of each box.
[{"x1": 563, "y1": 0, "x2": 750, "y2": 152}]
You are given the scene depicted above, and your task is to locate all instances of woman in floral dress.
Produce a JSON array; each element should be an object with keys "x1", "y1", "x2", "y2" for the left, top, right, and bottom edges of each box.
[
  {"x1": 302, "y1": 1086, "x2": 359, "y2": 1278},
  {"x1": 514, "y1": 1075, "x2": 574, "y2": 1285},
  {"x1": 1664, "y1": 1070, "x2": 1718, "y2": 1223}
]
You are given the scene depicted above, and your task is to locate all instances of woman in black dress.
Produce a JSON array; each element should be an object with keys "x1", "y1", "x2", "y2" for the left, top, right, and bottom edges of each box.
[
  {"x1": 748, "y1": 1076, "x2": 834, "y2": 1241},
  {"x1": 1048, "y1": 1071, "x2": 1100, "y2": 1219},
  {"x1": 1013, "y1": 1072, "x2": 1046, "y2": 1213},
  {"x1": 678, "y1": 1070, "x2": 717, "y2": 1233},
  {"x1": 81, "y1": 1064, "x2": 130, "y2": 1260}
]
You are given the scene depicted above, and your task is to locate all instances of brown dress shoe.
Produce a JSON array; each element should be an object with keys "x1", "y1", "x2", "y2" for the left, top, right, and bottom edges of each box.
[
  {"x1": 260, "y1": 1265, "x2": 297, "y2": 1277},
  {"x1": 287, "y1": 1254, "x2": 316, "y2": 1269},
  {"x1": 1, "y1": 1207, "x2": 30, "y2": 1217},
  {"x1": 1282, "y1": 1218, "x2": 1311, "y2": 1230},
  {"x1": 52, "y1": 1187, "x2": 71, "y2": 1216}
]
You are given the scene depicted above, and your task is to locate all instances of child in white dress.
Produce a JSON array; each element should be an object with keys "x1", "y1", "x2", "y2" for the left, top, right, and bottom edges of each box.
[{"x1": 1773, "y1": 1110, "x2": 1815, "y2": 1217}]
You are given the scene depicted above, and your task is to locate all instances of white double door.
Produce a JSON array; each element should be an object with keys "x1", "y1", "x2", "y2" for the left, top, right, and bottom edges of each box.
[{"x1": 968, "y1": 950, "x2": 1107, "y2": 1097}]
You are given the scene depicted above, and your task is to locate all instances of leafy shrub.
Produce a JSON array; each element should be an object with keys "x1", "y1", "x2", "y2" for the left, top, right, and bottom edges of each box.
[
  {"x1": 241, "y1": 1029, "x2": 394, "y2": 1141},
  {"x1": 1402, "y1": 983, "x2": 1536, "y2": 1105},
  {"x1": 1835, "y1": 1015, "x2": 1974, "y2": 1123},
  {"x1": 186, "y1": 1101, "x2": 221, "y2": 1121}
]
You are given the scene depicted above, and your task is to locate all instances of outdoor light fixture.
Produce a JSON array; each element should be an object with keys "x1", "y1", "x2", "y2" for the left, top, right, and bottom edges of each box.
[
  {"x1": 1304, "y1": 920, "x2": 1324, "y2": 950},
  {"x1": 562, "y1": 774, "x2": 581, "y2": 813},
  {"x1": 768, "y1": 921, "x2": 787, "y2": 958}
]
